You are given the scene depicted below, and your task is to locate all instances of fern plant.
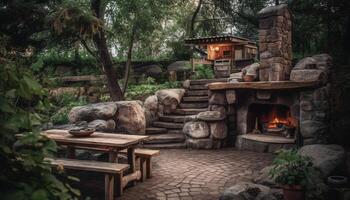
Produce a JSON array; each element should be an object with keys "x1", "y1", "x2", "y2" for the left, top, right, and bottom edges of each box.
[{"x1": 269, "y1": 149, "x2": 315, "y2": 187}]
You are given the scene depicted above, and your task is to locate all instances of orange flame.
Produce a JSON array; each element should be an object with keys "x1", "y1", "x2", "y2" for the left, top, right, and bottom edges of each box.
[{"x1": 267, "y1": 116, "x2": 291, "y2": 128}]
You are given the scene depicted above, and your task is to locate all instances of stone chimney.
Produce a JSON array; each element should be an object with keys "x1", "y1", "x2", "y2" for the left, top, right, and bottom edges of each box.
[{"x1": 258, "y1": 4, "x2": 292, "y2": 81}]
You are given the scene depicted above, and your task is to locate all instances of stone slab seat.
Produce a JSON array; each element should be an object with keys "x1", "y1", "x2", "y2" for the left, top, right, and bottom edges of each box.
[
  {"x1": 46, "y1": 158, "x2": 130, "y2": 200},
  {"x1": 120, "y1": 149, "x2": 160, "y2": 180}
]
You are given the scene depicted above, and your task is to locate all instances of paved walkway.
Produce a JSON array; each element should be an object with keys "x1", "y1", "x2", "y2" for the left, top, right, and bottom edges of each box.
[{"x1": 120, "y1": 148, "x2": 273, "y2": 200}]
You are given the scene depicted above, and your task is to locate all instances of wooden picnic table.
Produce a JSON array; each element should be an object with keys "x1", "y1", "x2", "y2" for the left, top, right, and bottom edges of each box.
[{"x1": 43, "y1": 129, "x2": 149, "y2": 195}]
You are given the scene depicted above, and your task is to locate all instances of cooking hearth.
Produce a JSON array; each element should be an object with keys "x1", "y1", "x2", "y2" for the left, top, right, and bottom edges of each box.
[
  {"x1": 184, "y1": 4, "x2": 332, "y2": 152},
  {"x1": 248, "y1": 104, "x2": 296, "y2": 138}
]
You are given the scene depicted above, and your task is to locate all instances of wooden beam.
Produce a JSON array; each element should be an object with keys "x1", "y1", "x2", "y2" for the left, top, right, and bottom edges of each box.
[{"x1": 207, "y1": 81, "x2": 321, "y2": 90}]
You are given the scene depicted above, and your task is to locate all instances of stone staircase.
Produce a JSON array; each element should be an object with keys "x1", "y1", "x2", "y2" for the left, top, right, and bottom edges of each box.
[{"x1": 142, "y1": 78, "x2": 227, "y2": 149}]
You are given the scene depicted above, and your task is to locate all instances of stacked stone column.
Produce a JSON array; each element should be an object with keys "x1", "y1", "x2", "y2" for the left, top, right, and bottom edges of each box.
[{"x1": 258, "y1": 4, "x2": 292, "y2": 81}]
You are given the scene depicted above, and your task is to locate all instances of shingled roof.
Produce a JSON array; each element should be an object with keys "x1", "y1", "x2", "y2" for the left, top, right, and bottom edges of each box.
[{"x1": 185, "y1": 34, "x2": 255, "y2": 45}]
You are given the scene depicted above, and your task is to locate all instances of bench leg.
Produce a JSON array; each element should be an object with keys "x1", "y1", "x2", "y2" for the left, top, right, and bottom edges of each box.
[
  {"x1": 127, "y1": 147, "x2": 136, "y2": 186},
  {"x1": 140, "y1": 157, "x2": 147, "y2": 182},
  {"x1": 115, "y1": 173, "x2": 123, "y2": 197},
  {"x1": 146, "y1": 157, "x2": 152, "y2": 179},
  {"x1": 105, "y1": 174, "x2": 114, "y2": 200}
]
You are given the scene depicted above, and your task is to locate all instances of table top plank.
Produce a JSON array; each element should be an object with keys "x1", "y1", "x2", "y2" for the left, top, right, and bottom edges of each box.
[{"x1": 43, "y1": 129, "x2": 149, "y2": 148}]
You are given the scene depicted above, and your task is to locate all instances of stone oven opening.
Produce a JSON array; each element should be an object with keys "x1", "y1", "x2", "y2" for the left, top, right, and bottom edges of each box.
[{"x1": 247, "y1": 104, "x2": 297, "y2": 138}]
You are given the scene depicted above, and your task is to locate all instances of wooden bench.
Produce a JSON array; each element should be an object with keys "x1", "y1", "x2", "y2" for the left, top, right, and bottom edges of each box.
[
  {"x1": 46, "y1": 158, "x2": 130, "y2": 200},
  {"x1": 65, "y1": 146, "x2": 160, "y2": 182},
  {"x1": 120, "y1": 149, "x2": 160, "y2": 181}
]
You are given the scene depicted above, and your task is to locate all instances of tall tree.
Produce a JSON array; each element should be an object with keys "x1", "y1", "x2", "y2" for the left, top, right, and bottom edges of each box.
[
  {"x1": 190, "y1": 0, "x2": 203, "y2": 38},
  {"x1": 90, "y1": 0, "x2": 122, "y2": 100}
]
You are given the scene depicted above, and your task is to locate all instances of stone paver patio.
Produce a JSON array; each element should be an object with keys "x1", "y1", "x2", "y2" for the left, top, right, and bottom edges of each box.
[{"x1": 119, "y1": 148, "x2": 273, "y2": 200}]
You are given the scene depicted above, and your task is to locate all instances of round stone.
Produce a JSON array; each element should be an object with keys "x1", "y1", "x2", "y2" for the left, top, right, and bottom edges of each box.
[{"x1": 183, "y1": 121, "x2": 210, "y2": 139}]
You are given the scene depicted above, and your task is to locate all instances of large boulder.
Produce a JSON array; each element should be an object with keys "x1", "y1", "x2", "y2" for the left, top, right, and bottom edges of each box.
[
  {"x1": 88, "y1": 119, "x2": 116, "y2": 132},
  {"x1": 115, "y1": 101, "x2": 146, "y2": 135},
  {"x1": 144, "y1": 95, "x2": 158, "y2": 112},
  {"x1": 294, "y1": 57, "x2": 317, "y2": 70},
  {"x1": 183, "y1": 121, "x2": 210, "y2": 139},
  {"x1": 209, "y1": 122, "x2": 228, "y2": 139},
  {"x1": 290, "y1": 69, "x2": 327, "y2": 83},
  {"x1": 68, "y1": 102, "x2": 117, "y2": 123},
  {"x1": 186, "y1": 138, "x2": 213, "y2": 149},
  {"x1": 167, "y1": 61, "x2": 190, "y2": 72},
  {"x1": 156, "y1": 89, "x2": 185, "y2": 113},
  {"x1": 144, "y1": 95, "x2": 159, "y2": 126},
  {"x1": 145, "y1": 65, "x2": 163, "y2": 76},
  {"x1": 197, "y1": 111, "x2": 225, "y2": 121},
  {"x1": 298, "y1": 144, "x2": 346, "y2": 177},
  {"x1": 220, "y1": 182, "x2": 281, "y2": 200}
]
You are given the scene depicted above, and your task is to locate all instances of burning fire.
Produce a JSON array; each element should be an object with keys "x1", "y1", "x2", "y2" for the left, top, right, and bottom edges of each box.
[{"x1": 267, "y1": 116, "x2": 292, "y2": 129}]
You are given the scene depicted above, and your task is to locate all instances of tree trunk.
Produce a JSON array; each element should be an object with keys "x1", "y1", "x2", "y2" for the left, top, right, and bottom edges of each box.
[
  {"x1": 91, "y1": 0, "x2": 122, "y2": 101},
  {"x1": 190, "y1": 0, "x2": 203, "y2": 38},
  {"x1": 122, "y1": 27, "x2": 136, "y2": 96}
]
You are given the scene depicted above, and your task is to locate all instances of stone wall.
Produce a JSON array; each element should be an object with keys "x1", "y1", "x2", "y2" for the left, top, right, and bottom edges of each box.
[
  {"x1": 181, "y1": 90, "x2": 234, "y2": 149},
  {"x1": 204, "y1": 53, "x2": 333, "y2": 151},
  {"x1": 258, "y1": 4, "x2": 292, "y2": 81},
  {"x1": 294, "y1": 54, "x2": 333, "y2": 144}
]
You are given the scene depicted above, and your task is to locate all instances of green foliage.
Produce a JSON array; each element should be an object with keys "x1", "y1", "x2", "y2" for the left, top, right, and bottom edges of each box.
[
  {"x1": 125, "y1": 77, "x2": 180, "y2": 101},
  {"x1": 269, "y1": 150, "x2": 327, "y2": 199},
  {"x1": 269, "y1": 150, "x2": 314, "y2": 186},
  {"x1": 193, "y1": 65, "x2": 214, "y2": 79},
  {"x1": 50, "y1": 94, "x2": 87, "y2": 125},
  {"x1": 0, "y1": 61, "x2": 79, "y2": 199}
]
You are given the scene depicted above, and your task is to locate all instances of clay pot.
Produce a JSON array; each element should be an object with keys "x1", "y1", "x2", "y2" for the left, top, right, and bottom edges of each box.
[
  {"x1": 243, "y1": 75, "x2": 255, "y2": 82},
  {"x1": 283, "y1": 185, "x2": 304, "y2": 200}
]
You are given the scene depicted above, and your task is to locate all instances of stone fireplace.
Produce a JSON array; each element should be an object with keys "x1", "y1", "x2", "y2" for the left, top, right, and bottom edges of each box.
[{"x1": 202, "y1": 4, "x2": 332, "y2": 152}]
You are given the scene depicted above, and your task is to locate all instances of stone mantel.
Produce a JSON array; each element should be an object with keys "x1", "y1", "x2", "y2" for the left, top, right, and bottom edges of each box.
[{"x1": 207, "y1": 81, "x2": 320, "y2": 91}]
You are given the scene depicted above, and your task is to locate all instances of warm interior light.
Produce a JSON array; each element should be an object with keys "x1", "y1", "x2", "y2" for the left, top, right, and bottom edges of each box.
[{"x1": 214, "y1": 46, "x2": 220, "y2": 52}]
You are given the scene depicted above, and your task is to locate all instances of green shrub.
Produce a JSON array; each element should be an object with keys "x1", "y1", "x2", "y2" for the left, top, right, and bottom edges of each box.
[
  {"x1": 193, "y1": 65, "x2": 214, "y2": 79},
  {"x1": 125, "y1": 78, "x2": 180, "y2": 101},
  {"x1": 269, "y1": 149, "x2": 327, "y2": 199},
  {"x1": 50, "y1": 94, "x2": 87, "y2": 125},
  {"x1": 0, "y1": 61, "x2": 79, "y2": 199}
]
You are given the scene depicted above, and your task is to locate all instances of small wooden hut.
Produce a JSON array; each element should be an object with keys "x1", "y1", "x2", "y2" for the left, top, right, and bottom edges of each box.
[{"x1": 185, "y1": 35, "x2": 258, "y2": 78}]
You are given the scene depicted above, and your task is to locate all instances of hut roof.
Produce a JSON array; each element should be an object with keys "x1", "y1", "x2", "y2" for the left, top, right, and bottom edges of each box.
[{"x1": 185, "y1": 34, "x2": 256, "y2": 45}]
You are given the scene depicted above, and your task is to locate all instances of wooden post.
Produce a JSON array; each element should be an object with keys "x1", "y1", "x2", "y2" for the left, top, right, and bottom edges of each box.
[
  {"x1": 115, "y1": 173, "x2": 123, "y2": 197},
  {"x1": 191, "y1": 57, "x2": 195, "y2": 73},
  {"x1": 146, "y1": 157, "x2": 152, "y2": 179},
  {"x1": 127, "y1": 147, "x2": 136, "y2": 186},
  {"x1": 105, "y1": 174, "x2": 114, "y2": 200},
  {"x1": 140, "y1": 157, "x2": 147, "y2": 181},
  {"x1": 105, "y1": 151, "x2": 117, "y2": 199}
]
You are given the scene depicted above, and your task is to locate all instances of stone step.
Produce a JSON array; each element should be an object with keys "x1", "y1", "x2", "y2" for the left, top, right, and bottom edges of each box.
[
  {"x1": 182, "y1": 96, "x2": 208, "y2": 102},
  {"x1": 186, "y1": 90, "x2": 208, "y2": 96},
  {"x1": 142, "y1": 143, "x2": 186, "y2": 149},
  {"x1": 159, "y1": 115, "x2": 186, "y2": 123},
  {"x1": 190, "y1": 78, "x2": 228, "y2": 85},
  {"x1": 179, "y1": 102, "x2": 208, "y2": 109},
  {"x1": 167, "y1": 129, "x2": 184, "y2": 134},
  {"x1": 146, "y1": 127, "x2": 168, "y2": 135},
  {"x1": 173, "y1": 108, "x2": 207, "y2": 115},
  {"x1": 189, "y1": 85, "x2": 208, "y2": 90},
  {"x1": 144, "y1": 133, "x2": 185, "y2": 144},
  {"x1": 152, "y1": 121, "x2": 183, "y2": 129}
]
